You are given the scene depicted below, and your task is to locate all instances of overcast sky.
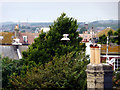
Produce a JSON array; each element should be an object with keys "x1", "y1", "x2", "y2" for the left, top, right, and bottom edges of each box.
[{"x1": 0, "y1": 1, "x2": 118, "y2": 23}]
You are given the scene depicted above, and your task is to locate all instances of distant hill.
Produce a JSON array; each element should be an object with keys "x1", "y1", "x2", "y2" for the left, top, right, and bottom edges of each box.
[
  {"x1": 0, "y1": 20, "x2": 118, "y2": 32},
  {"x1": 87, "y1": 20, "x2": 118, "y2": 30},
  {"x1": 90, "y1": 20, "x2": 118, "y2": 24},
  {"x1": 0, "y1": 22, "x2": 15, "y2": 25}
]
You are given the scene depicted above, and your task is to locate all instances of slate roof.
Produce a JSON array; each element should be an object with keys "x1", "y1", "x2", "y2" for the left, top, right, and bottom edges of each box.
[
  {"x1": 0, "y1": 45, "x2": 28, "y2": 60},
  {"x1": 0, "y1": 31, "x2": 39, "y2": 59}
]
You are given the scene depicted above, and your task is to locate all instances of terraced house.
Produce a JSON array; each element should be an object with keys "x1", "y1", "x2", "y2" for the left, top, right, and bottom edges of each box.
[
  {"x1": 82, "y1": 27, "x2": 120, "y2": 71},
  {"x1": 0, "y1": 25, "x2": 40, "y2": 59}
]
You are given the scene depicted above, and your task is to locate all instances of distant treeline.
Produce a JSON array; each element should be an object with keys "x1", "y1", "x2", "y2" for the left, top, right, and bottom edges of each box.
[
  {"x1": 1, "y1": 20, "x2": 118, "y2": 32},
  {"x1": 29, "y1": 20, "x2": 118, "y2": 30}
]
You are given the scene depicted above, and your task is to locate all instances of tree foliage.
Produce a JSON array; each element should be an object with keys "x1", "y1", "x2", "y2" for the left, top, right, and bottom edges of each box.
[
  {"x1": 98, "y1": 34, "x2": 107, "y2": 44},
  {"x1": 113, "y1": 72, "x2": 120, "y2": 88},
  {"x1": 113, "y1": 28, "x2": 120, "y2": 45},
  {"x1": 2, "y1": 13, "x2": 88, "y2": 89},
  {"x1": 2, "y1": 57, "x2": 37, "y2": 88},
  {"x1": 22, "y1": 13, "x2": 83, "y2": 64},
  {"x1": 79, "y1": 27, "x2": 87, "y2": 34},
  {"x1": 97, "y1": 29, "x2": 120, "y2": 45},
  {"x1": 9, "y1": 51, "x2": 89, "y2": 89}
]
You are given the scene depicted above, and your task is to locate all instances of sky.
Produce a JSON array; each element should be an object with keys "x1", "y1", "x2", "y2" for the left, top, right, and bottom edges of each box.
[{"x1": 0, "y1": 0, "x2": 119, "y2": 23}]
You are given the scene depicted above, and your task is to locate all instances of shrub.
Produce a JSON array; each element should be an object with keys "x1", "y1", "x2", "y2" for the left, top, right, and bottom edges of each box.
[
  {"x1": 113, "y1": 71, "x2": 120, "y2": 88},
  {"x1": 2, "y1": 57, "x2": 37, "y2": 88},
  {"x1": 9, "y1": 51, "x2": 89, "y2": 89}
]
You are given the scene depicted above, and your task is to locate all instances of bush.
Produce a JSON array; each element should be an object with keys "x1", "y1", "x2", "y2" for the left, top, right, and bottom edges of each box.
[
  {"x1": 22, "y1": 13, "x2": 84, "y2": 64},
  {"x1": 113, "y1": 71, "x2": 120, "y2": 88},
  {"x1": 2, "y1": 57, "x2": 37, "y2": 88},
  {"x1": 9, "y1": 51, "x2": 89, "y2": 89}
]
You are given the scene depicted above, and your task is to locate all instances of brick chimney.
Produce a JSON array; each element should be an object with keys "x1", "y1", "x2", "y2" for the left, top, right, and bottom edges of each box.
[
  {"x1": 86, "y1": 44, "x2": 113, "y2": 89},
  {"x1": 90, "y1": 44, "x2": 100, "y2": 64}
]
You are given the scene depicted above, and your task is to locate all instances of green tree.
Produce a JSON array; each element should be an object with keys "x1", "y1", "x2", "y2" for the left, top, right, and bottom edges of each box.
[
  {"x1": 10, "y1": 51, "x2": 89, "y2": 89},
  {"x1": 98, "y1": 34, "x2": 107, "y2": 44},
  {"x1": 107, "y1": 30, "x2": 114, "y2": 44},
  {"x1": 98, "y1": 30, "x2": 115, "y2": 44},
  {"x1": 22, "y1": 13, "x2": 83, "y2": 64},
  {"x1": 79, "y1": 27, "x2": 87, "y2": 34},
  {"x1": 113, "y1": 71, "x2": 120, "y2": 88},
  {"x1": 2, "y1": 57, "x2": 22, "y2": 88},
  {"x1": 113, "y1": 28, "x2": 120, "y2": 45},
  {"x1": 107, "y1": 30, "x2": 113, "y2": 37},
  {"x1": 2, "y1": 57, "x2": 37, "y2": 88}
]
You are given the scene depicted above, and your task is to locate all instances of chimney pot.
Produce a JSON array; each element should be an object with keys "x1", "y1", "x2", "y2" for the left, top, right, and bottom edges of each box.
[{"x1": 90, "y1": 44, "x2": 101, "y2": 64}]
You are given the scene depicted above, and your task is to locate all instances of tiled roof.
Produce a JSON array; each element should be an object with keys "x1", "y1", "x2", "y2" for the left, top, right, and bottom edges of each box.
[
  {"x1": 0, "y1": 32, "x2": 14, "y2": 44},
  {"x1": 79, "y1": 34, "x2": 96, "y2": 42},
  {"x1": 19, "y1": 32, "x2": 40, "y2": 45},
  {"x1": 96, "y1": 27, "x2": 115, "y2": 37},
  {"x1": 0, "y1": 32, "x2": 40, "y2": 45}
]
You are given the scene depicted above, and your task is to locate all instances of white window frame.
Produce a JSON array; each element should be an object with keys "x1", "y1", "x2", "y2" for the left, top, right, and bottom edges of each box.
[{"x1": 23, "y1": 36, "x2": 27, "y2": 42}]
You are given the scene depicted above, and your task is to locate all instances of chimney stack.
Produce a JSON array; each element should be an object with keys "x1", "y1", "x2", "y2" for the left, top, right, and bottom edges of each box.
[
  {"x1": 14, "y1": 25, "x2": 19, "y2": 38},
  {"x1": 86, "y1": 44, "x2": 113, "y2": 89},
  {"x1": 90, "y1": 44, "x2": 101, "y2": 64}
]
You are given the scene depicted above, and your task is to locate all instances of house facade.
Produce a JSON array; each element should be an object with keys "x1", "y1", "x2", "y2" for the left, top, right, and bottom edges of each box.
[
  {"x1": 79, "y1": 30, "x2": 96, "y2": 42},
  {"x1": 0, "y1": 25, "x2": 40, "y2": 60}
]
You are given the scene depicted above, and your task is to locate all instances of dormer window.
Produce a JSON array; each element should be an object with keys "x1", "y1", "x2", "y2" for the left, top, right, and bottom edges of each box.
[{"x1": 23, "y1": 36, "x2": 27, "y2": 42}]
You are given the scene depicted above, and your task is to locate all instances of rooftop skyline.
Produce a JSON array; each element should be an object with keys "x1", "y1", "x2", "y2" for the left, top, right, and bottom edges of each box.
[{"x1": 0, "y1": 1, "x2": 118, "y2": 23}]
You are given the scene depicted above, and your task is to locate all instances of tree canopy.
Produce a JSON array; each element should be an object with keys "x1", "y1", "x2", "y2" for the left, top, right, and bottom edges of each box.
[
  {"x1": 79, "y1": 27, "x2": 87, "y2": 34},
  {"x1": 98, "y1": 34, "x2": 107, "y2": 44},
  {"x1": 113, "y1": 28, "x2": 120, "y2": 45},
  {"x1": 22, "y1": 13, "x2": 84, "y2": 64},
  {"x1": 97, "y1": 29, "x2": 120, "y2": 45},
  {"x1": 10, "y1": 51, "x2": 89, "y2": 89}
]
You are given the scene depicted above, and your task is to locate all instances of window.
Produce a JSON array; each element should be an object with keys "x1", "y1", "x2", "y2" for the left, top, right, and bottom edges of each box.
[{"x1": 23, "y1": 36, "x2": 27, "y2": 42}]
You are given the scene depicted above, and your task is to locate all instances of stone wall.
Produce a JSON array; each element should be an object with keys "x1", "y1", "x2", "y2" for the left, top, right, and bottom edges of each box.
[{"x1": 86, "y1": 63, "x2": 113, "y2": 89}]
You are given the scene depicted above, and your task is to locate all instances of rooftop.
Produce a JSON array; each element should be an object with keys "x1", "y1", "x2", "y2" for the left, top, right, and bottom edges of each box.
[
  {"x1": 0, "y1": 32, "x2": 14, "y2": 44},
  {"x1": 96, "y1": 27, "x2": 115, "y2": 37},
  {"x1": 101, "y1": 45, "x2": 120, "y2": 55}
]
